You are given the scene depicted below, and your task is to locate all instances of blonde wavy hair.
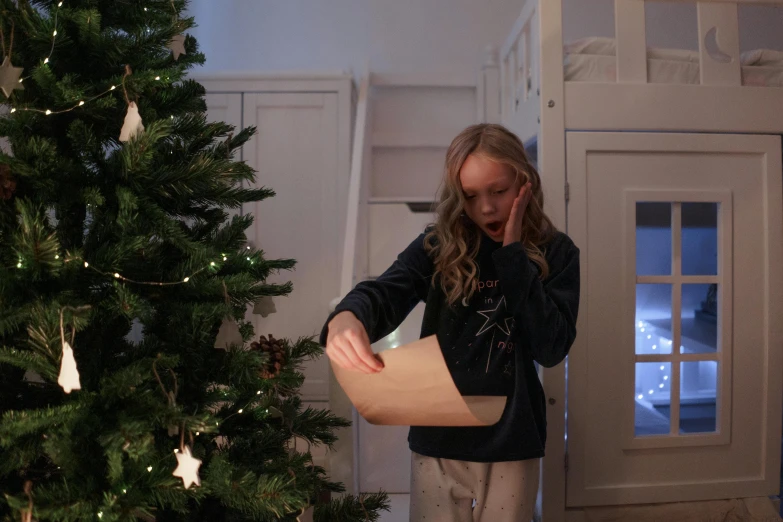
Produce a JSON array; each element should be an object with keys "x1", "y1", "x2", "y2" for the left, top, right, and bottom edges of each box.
[{"x1": 424, "y1": 123, "x2": 556, "y2": 306}]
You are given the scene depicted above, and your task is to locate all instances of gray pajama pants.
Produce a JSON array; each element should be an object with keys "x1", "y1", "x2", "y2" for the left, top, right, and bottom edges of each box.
[{"x1": 409, "y1": 451, "x2": 540, "y2": 522}]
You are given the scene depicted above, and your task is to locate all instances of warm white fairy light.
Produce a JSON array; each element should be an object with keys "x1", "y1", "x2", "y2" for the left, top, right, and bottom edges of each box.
[
  {"x1": 147, "y1": 466, "x2": 153, "y2": 472},
  {"x1": 11, "y1": 84, "x2": 119, "y2": 116},
  {"x1": 155, "y1": 76, "x2": 160, "y2": 80},
  {"x1": 238, "y1": 409, "x2": 244, "y2": 414},
  {"x1": 61, "y1": 253, "x2": 230, "y2": 287}
]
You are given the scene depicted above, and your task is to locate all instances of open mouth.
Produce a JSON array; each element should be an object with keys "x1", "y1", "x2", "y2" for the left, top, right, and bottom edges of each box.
[{"x1": 486, "y1": 221, "x2": 503, "y2": 235}]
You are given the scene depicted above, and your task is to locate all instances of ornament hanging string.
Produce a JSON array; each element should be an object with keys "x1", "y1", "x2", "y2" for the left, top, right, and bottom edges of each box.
[
  {"x1": 0, "y1": 18, "x2": 15, "y2": 60},
  {"x1": 21, "y1": 480, "x2": 33, "y2": 522},
  {"x1": 121, "y1": 64, "x2": 133, "y2": 105},
  {"x1": 152, "y1": 356, "x2": 178, "y2": 406},
  {"x1": 59, "y1": 305, "x2": 89, "y2": 347}
]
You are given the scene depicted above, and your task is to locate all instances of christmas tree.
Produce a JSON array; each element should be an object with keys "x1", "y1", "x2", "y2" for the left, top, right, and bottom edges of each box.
[{"x1": 0, "y1": 1, "x2": 387, "y2": 520}]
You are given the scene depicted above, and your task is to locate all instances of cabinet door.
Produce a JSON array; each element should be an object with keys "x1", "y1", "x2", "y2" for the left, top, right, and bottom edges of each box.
[
  {"x1": 242, "y1": 92, "x2": 341, "y2": 402},
  {"x1": 566, "y1": 132, "x2": 783, "y2": 506}
]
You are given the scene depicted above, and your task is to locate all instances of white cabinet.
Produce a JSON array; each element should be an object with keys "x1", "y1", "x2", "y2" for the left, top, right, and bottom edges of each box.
[
  {"x1": 565, "y1": 131, "x2": 783, "y2": 507},
  {"x1": 200, "y1": 76, "x2": 353, "y2": 404}
]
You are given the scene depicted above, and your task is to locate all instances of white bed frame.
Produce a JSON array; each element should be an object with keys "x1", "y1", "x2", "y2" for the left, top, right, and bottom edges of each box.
[{"x1": 498, "y1": 1, "x2": 783, "y2": 520}]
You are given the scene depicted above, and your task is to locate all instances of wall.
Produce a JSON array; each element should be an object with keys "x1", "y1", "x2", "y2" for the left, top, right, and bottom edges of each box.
[
  {"x1": 186, "y1": 0, "x2": 523, "y2": 76},
  {"x1": 187, "y1": 1, "x2": 783, "y2": 76}
]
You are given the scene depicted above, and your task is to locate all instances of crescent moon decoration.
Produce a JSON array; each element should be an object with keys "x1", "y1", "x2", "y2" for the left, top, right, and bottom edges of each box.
[{"x1": 704, "y1": 27, "x2": 732, "y2": 64}]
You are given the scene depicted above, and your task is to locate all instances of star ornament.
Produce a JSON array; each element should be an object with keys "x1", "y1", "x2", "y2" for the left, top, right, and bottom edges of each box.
[
  {"x1": 172, "y1": 445, "x2": 202, "y2": 489},
  {"x1": 168, "y1": 34, "x2": 186, "y2": 61},
  {"x1": 0, "y1": 56, "x2": 24, "y2": 98},
  {"x1": 475, "y1": 296, "x2": 514, "y2": 336}
]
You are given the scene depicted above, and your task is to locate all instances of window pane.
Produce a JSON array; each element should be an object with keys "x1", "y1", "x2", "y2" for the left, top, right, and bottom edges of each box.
[
  {"x1": 636, "y1": 202, "x2": 672, "y2": 276},
  {"x1": 636, "y1": 284, "x2": 673, "y2": 354},
  {"x1": 680, "y1": 361, "x2": 718, "y2": 434},
  {"x1": 635, "y1": 362, "x2": 672, "y2": 436},
  {"x1": 680, "y1": 284, "x2": 718, "y2": 354},
  {"x1": 682, "y1": 202, "x2": 718, "y2": 276}
]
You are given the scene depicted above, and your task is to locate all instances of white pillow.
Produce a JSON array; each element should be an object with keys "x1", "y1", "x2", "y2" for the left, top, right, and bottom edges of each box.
[
  {"x1": 741, "y1": 48, "x2": 783, "y2": 66},
  {"x1": 564, "y1": 37, "x2": 698, "y2": 63}
]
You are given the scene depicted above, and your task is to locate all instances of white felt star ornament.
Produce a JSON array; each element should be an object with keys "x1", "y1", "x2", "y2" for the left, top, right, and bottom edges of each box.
[
  {"x1": 172, "y1": 445, "x2": 201, "y2": 489},
  {"x1": 0, "y1": 56, "x2": 24, "y2": 98},
  {"x1": 168, "y1": 34, "x2": 186, "y2": 61}
]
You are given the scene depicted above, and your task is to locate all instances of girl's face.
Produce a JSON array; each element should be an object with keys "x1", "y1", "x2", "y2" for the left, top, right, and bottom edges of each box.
[{"x1": 458, "y1": 153, "x2": 521, "y2": 241}]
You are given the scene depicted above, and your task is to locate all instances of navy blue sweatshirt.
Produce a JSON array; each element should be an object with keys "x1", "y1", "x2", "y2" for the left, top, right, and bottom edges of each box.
[{"x1": 320, "y1": 229, "x2": 580, "y2": 462}]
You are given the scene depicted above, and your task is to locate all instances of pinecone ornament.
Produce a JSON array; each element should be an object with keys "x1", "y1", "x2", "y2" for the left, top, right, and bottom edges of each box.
[
  {"x1": 0, "y1": 164, "x2": 16, "y2": 200},
  {"x1": 250, "y1": 334, "x2": 286, "y2": 379}
]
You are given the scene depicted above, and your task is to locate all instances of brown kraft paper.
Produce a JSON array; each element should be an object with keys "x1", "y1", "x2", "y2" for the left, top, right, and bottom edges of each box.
[{"x1": 331, "y1": 335, "x2": 507, "y2": 426}]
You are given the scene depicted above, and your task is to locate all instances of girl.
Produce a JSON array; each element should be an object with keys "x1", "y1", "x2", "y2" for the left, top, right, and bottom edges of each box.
[{"x1": 321, "y1": 123, "x2": 580, "y2": 521}]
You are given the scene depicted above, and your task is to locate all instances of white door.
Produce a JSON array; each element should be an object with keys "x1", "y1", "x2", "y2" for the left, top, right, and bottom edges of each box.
[
  {"x1": 242, "y1": 92, "x2": 342, "y2": 402},
  {"x1": 566, "y1": 132, "x2": 783, "y2": 506}
]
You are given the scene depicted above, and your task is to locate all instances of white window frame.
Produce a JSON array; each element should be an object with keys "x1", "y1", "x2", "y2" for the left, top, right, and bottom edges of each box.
[{"x1": 622, "y1": 189, "x2": 733, "y2": 450}]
